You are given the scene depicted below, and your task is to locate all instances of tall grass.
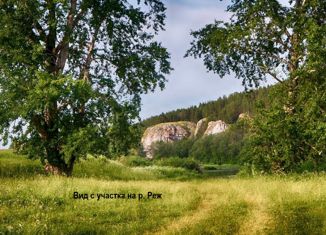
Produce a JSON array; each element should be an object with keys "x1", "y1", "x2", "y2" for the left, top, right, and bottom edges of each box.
[
  {"x1": 1, "y1": 150, "x2": 326, "y2": 234},
  {"x1": 0, "y1": 150, "x2": 44, "y2": 177},
  {"x1": 0, "y1": 150, "x2": 200, "y2": 180},
  {"x1": 1, "y1": 175, "x2": 326, "y2": 234},
  {"x1": 154, "y1": 177, "x2": 326, "y2": 235},
  {"x1": 73, "y1": 157, "x2": 158, "y2": 180},
  {"x1": 0, "y1": 177, "x2": 202, "y2": 234}
]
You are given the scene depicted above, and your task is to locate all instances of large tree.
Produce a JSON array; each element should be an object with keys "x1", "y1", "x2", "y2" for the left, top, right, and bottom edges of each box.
[
  {"x1": 186, "y1": 0, "x2": 326, "y2": 172},
  {"x1": 0, "y1": 0, "x2": 171, "y2": 175}
]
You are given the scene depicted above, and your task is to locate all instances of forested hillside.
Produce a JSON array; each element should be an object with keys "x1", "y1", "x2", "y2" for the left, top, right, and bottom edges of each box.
[{"x1": 142, "y1": 86, "x2": 271, "y2": 127}]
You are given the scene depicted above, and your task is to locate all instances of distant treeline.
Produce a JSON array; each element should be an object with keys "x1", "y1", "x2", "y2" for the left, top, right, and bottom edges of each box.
[{"x1": 142, "y1": 86, "x2": 271, "y2": 127}]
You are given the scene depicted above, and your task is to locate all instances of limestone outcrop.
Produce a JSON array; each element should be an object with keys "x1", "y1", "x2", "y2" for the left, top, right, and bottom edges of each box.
[
  {"x1": 194, "y1": 118, "x2": 208, "y2": 137},
  {"x1": 141, "y1": 121, "x2": 196, "y2": 158},
  {"x1": 203, "y1": 120, "x2": 228, "y2": 136},
  {"x1": 141, "y1": 119, "x2": 229, "y2": 158}
]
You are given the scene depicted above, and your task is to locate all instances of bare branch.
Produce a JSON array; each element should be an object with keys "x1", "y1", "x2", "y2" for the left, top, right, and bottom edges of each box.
[
  {"x1": 81, "y1": 27, "x2": 100, "y2": 83},
  {"x1": 259, "y1": 65, "x2": 284, "y2": 84},
  {"x1": 269, "y1": 53, "x2": 293, "y2": 68},
  {"x1": 55, "y1": 0, "x2": 86, "y2": 72}
]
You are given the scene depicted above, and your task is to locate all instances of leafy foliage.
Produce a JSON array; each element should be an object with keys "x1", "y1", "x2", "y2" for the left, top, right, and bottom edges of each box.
[
  {"x1": 241, "y1": 74, "x2": 326, "y2": 174},
  {"x1": 152, "y1": 138, "x2": 195, "y2": 159},
  {"x1": 154, "y1": 157, "x2": 202, "y2": 173},
  {"x1": 152, "y1": 121, "x2": 248, "y2": 165},
  {"x1": 0, "y1": 0, "x2": 171, "y2": 175},
  {"x1": 191, "y1": 121, "x2": 247, "y2": 164},
  {"x1": 187, "y1": 0, "x2": 326, "y2": 173}
]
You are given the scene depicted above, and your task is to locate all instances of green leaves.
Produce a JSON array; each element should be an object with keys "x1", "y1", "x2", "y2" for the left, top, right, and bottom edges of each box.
[
  {"x1": 241, "y1": 82, "x2": 326, "y2": 174},
  {"x1": 187, "y1": 0, "x2": 289, "y2": 88},
  {"x1": 188, "y1": 0, "x2": 326, "y2": 173},
  {"x1": 0, "y1": 0, "x2": 171, "y2": 174}
]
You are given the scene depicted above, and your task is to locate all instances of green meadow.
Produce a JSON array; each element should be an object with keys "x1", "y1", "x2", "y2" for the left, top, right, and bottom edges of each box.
[{"x1": 1, "y1": 150, "x2": 326, "y2": 235}]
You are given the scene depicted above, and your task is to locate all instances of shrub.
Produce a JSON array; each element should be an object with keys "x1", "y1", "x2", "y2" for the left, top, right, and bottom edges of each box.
[
  {"x1": 151, "y1": 122, "x2": 247, "y2": 165},
  {"x1": 154, "y1": 157, "x2": 202, "y2": 173},
  {"x1": 119, "y1": 156, "x2": 152, "y2": 167},
  {"x1": 152, "y1": 138, "x2": 195, "y2": 159},
  {"x1": 190, "y1": 122, "x2": 247, "y2": 164},
  {"x1": 241, "y1": 83, "x2": 326, "y2": 174}
]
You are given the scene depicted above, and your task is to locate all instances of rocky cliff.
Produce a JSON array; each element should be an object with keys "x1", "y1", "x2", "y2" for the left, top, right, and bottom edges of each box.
[
  {"x1": 142, "y1": 119, "x2": 228, "y2": 158},
  {"x1": 194, "y1": 118, "x2": 208, "y2": 137},
  {"x1": 204, "y1": 120, "x2": 228, "y2": 136},
  {"x1": 141, "y1": 121, "x2": 196, "y2": 158}
]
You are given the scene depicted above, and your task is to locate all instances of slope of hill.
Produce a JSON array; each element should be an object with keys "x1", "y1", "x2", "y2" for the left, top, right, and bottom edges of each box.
[{"x1": 142, "y1": 86, "x2": 271, "y2": 127}]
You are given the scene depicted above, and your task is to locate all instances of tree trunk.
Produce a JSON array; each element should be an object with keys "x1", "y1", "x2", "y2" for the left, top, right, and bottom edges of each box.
[
  {"x1": 44, "y1": 162, "x2": 75, "y2": 176},
  {"x1": 44, "y1": 148, "x2": 75, "y2": 176}
]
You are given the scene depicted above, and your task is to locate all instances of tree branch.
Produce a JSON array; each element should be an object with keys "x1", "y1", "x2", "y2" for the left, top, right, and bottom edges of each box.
[
  {"x1": 259, "y1": 65, "x2": 284, "y2": 84},
  {"x1": 80, "y1": 27, "x2": 99, "y2": 83},
  {"x1": 33, "y1": 21, "x2": 47, "y2": 42},
  {"x1": 55, "y1": 0, "x2": 87, "y2": 73},
  {"x1": 252, "y1": 46, "x2": 294, "y2": 71},
  {"x1": 284, "y1": 29, "x2": 292, "y2": 41},
  {"x1": 303, "y1": 140, "x2": 322, "y2": 155},
  {"x1": 45, "y1": 0, "x2": 57, "y2": 73},
  {"x1": 276, "y1": 37, "x2": 289, "y2": 52},
  {"x1": 31, "y1": 115, "x2": 48, "y2": 141}
]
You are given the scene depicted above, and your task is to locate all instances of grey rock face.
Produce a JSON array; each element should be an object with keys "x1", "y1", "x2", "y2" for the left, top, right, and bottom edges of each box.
[
  {"x1": 141, "y1": 121, "x2": 196, "y2": 158},
  {"x1": 141, "y1": 119, "x2": 229, "y2": 158},
  {"x1": 203, "y1": 120, "x2": 228, "y2": 136},
  {"x1": 194, "y1": 118, "x2": 208, "y2": 137}
]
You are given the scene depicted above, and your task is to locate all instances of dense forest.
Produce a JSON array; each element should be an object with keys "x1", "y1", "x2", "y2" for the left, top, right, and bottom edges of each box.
[
  {"x1": 151, "y1": 120, "x2": 248, "y2": 165},
  {"x1": 141, "y1": 86, "x2": 272, "y2": 167},
  {"x1": 142, "y1": 86, "x2": 271, "y2": 127}
]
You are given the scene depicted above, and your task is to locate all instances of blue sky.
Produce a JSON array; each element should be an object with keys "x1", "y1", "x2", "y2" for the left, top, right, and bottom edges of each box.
[
  {"x1": 140, "y1": 0, "x2": 289, "y2": 119},
  {"x1": 139, "y1": 0, "x2": 276, "y2": 119}
]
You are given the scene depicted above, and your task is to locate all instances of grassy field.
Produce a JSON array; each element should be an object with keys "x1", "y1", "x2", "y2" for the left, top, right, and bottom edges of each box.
[{"x1": 1, "y1": 150, "x2": 326, "y2": 234}]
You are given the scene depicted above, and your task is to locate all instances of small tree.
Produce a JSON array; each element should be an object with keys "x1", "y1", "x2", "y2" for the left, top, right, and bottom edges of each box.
[
  {"x1": 0, "y1": 0, "x2": 171, "y2": 175},
  {"x1": 186, "y1": 0, "x2": 326, "y2": 172}
]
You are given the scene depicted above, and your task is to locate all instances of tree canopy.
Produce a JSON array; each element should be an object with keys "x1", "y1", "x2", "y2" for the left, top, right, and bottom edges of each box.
[
  {"x1": 187, "y1": 0, "x2": 325, "y2": 87},
  {"x1": 142, "y1": 86, "x2": 271, "y2": 127},
  {"x1": 187, "y1": 0, "x2": 326, "y2": 173},
  {"x1": 0, "y1": 0, "x2": 171, "y2": 175}
]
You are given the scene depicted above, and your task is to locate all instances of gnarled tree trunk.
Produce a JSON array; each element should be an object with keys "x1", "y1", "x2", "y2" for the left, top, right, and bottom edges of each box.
[{"x1": 44, "y1": 147, "x2": 75, "y2": 176}]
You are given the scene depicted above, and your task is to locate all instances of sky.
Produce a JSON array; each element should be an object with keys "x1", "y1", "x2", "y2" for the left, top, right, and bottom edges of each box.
[
  {"x1": 0, "y1": 0, "x2": 289, "y2": 148},
  {"x1": 140, "y1": 0, "x2": 242, "y2": 119},
  {"x1": 139, "y1": 0, "x2": 289, "y2": 120}
]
